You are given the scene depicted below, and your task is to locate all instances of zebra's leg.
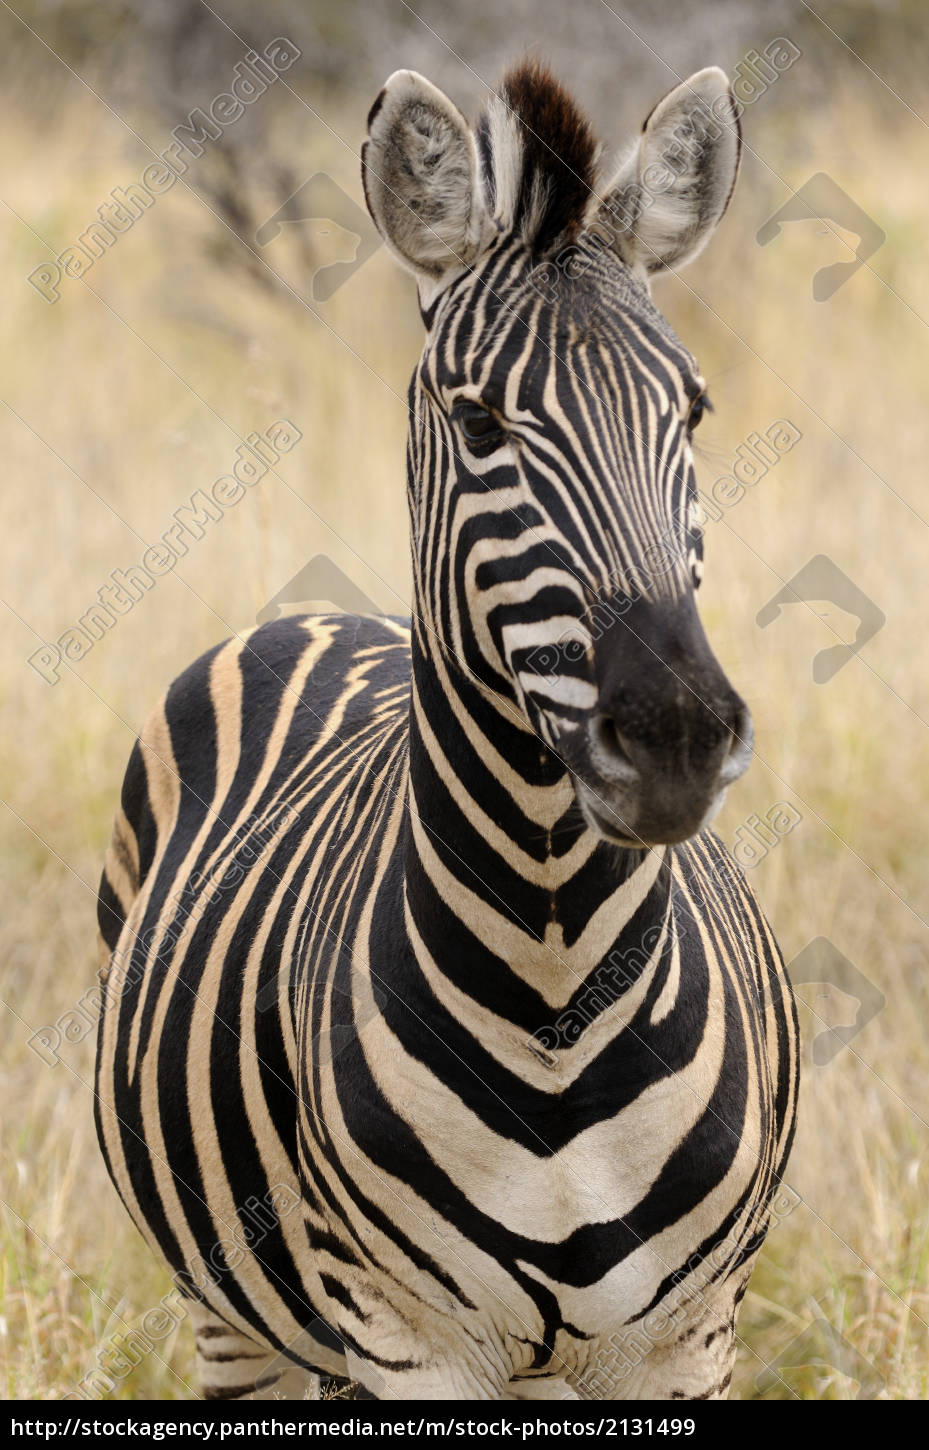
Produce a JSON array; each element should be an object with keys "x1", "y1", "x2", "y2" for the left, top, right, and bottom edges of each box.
[
  {"x1": 187, "y1": 1301, "x2": 320, "y2": 1401},
  {"x1": 597, "y1": 1272, "x2": 751, "y2": 1402},
  {"x1": 617, "y1": 1330, "x2": 739, "y2": 1401}
]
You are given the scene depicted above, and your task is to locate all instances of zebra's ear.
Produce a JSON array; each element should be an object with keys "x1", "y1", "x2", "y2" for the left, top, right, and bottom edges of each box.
[
  {"x1": 601, "y1": 68, "x2": 741, "y2": 277},
  {"x1": 362, "y1": 71, "x2": 490, "y2": 298}
]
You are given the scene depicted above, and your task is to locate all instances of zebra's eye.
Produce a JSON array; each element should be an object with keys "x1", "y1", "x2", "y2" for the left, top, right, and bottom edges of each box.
[
  {"x1": 687, "y1": 392, "x2": 712, "y2": 432},
  {"x1": 452, "y1": 400, "x2": 506, "y2": 450}
]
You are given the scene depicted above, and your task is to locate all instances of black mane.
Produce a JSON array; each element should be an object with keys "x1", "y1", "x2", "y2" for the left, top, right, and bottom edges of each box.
[{"x1": 478, "y1": 58, "x2": 599, "y2": 256}]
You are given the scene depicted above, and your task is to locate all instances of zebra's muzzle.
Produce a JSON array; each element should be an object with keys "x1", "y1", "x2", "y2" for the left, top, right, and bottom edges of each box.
[
  {"x1": 570, "y1": 595, "x2": 754, "y2": 847},
  {"x1": 573, "y1": 698, "x2": 753, "y2": 847}
]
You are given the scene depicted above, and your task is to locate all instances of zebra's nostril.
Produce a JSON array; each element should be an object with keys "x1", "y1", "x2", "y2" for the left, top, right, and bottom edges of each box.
[
  {"x1": 590, "y1": 713, "x2": 639, "y2": 783},
  {"x1": 719, "y1": 701, "x2": 754, "y2": 785}
]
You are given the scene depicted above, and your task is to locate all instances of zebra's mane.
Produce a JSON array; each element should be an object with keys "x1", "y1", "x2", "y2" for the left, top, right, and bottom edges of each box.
[{"x1": 477, "y1": 59, "x2": 600, "y2": 258}]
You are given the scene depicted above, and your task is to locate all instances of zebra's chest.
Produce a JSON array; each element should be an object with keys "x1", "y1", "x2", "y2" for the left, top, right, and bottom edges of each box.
[
  {"x1": 298, "y1": 955, "x2": 758, "y2": 1338},
  {"x1": 295, "y1": 1040, "x2": 758, "y2": 1390},
  {"x1": 284, "y1": 755, "x2": 780, "y2": 1377}
]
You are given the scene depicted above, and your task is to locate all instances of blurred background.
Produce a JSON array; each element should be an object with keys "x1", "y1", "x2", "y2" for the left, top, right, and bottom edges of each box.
[{"x1": 2, "y1": 0, "x2": 928, "y2": 1401}]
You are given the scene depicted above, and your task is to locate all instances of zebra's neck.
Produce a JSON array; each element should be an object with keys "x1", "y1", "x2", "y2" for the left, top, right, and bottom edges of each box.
[{"x1": 404, "y1": 622, "x2": 671, "y2": 1008}]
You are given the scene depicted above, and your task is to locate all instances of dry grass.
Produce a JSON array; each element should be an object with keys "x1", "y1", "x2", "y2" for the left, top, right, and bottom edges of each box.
[{"x1": 1, "y1": 57, "x2": 927, "y2": 1403}]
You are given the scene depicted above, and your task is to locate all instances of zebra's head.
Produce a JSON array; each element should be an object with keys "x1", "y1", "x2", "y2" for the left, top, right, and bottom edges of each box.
[{"x1": 362, "y1": 60, "x2": 752, "y2": 848}]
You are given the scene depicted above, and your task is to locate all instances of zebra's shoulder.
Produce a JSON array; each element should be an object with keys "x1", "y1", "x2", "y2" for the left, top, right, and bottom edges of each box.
[
  {"x1": 126, "y1": 612, "x2": 411, "y2": 777},
  {"x1": 97, "y1": 613, "x2": 413, "y2": 944},
  {"x1": 157, "y1": 613, "x2": 411, "y2": 716},
  {"x1": 240, "y1": 612, "x2": 412, "y2": 699},
  {"x1": 140, "y1": 615, "x2": 412, "y2": 761},
  {"x1": 243, "y1": 611, "x2": 411, "y2": 664}
]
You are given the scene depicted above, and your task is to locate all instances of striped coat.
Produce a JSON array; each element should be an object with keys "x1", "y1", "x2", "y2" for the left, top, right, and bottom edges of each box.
[{"x1": 96, "y1": 59, "x2": 798, "y2": 1400}]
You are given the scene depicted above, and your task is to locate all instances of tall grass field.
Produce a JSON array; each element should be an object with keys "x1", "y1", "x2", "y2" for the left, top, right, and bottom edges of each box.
[{"x1": 1, "y1": 0, "x2": 927, "y2": 1401}]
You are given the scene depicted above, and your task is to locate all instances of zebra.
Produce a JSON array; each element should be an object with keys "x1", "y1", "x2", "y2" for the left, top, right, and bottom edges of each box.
[{"x1": 95, "y1": 59, "x2": 799, "y2": 1401}]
